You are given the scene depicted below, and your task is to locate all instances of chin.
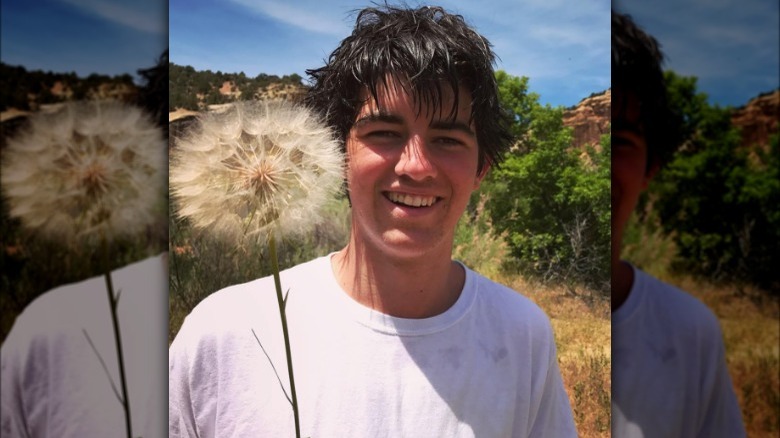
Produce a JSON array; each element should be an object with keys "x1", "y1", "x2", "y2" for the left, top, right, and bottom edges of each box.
[{"x1": 378, "y1": 230, "x2": 449, "y2": 259}]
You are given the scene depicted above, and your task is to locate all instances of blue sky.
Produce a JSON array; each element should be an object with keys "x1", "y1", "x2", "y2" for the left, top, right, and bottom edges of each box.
[
  {"x1": 614, "y1": 0, "x2": 779, "y2": 107},
  {"x1": 1, "y1": 0, "x2": 167, "y2": 82},
  {"x1": 170, "y1": 0, "x2": 610, "y2": 108}
]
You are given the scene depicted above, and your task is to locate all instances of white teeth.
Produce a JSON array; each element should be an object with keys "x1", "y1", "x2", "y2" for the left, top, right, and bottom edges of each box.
[{"x1": 388, "y1": 192, "x2": 436, "y2": 207}]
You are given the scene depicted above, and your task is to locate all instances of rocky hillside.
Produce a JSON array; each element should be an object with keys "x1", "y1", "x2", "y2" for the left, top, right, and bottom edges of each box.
[
  {"x1": 731, "y1": 89, "x2": 779, "y2": 149},
  {"x1": 563, "y1": 89, "x2": 611, "y2": 149},
  {"x1": 168, "y1": 63, "x2": 306, "y2": 111},
  {"x1": 559, "y1": 87, "x2": 779, "y2": 151},
  {"x1": 0, "y1": 63, "x2": 138, "y2": 115},
  {"x1": 0, "y1": 64, "x2": 143, "y2": 145}
]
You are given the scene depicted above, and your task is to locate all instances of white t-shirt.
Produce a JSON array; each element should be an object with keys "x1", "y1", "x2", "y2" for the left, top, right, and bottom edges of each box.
[
  {"x1": 169, "y1": 255, "x2": 576, "y2": 437},
  {"x1": 612, "y1": 265, "x2": 746, "y2": 438},
  {"x1": 1, "y1": 254, "x2": 168, "y2": 438}
]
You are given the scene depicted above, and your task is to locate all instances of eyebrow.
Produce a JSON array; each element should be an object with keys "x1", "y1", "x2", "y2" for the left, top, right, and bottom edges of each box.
[
  {"x1": 430, "y1": 120, "x2": 475, "y2": 137},
  {"x1": 353, "y1": 112, "x2": 476, "y2": 137},
  {"x1": 353, "y1": 113, "x2": 404, "y2": 128},
  {"x1": 612, "y1": 119, "x2": 644, "y2": 136}
]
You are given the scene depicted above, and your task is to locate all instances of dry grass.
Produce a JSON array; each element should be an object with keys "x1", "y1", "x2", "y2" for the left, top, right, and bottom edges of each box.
[{"x1": 504, "y1": 274, "x2": 611, "y2": 437}]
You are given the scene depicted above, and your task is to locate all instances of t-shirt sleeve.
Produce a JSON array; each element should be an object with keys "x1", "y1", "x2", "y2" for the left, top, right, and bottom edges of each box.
[
  {"x1": 1, "y1": 325, "x2": 31, "y2": 438},
  {"x1": 526, "y1": 321, "x2": 578, "y2": 437},
  {"x1": 169, "y1": 317, "x2": 201, "y2": 438},
  {"x1": 696, "y1": 319, "x2": 746, "y2": 438}
]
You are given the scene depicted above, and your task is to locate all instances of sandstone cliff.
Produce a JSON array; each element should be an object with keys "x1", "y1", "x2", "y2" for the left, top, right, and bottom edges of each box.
[
  {"x1": 731, "y1": 89, "x2": 779, "y2": 149},
  {"x1": 563, "y1": 89, "x2": 611, "y2": 149}
]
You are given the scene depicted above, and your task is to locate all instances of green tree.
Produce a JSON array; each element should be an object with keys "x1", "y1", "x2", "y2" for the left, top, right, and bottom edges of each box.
[
  {"x1": 482, "y1": 74, "x2": 610, "y2": 294},
  {"x1": 663, "y1": 71, "x2": 708, "y2": 152},
  {"x1": 286, "y1": 73, "x2": 303, "y2": 85},
  {"x1": 494, "y1": 70, "x2": 539, "y2": 152},
  {"x1": 649, "y1": 74, "x2": 780, "y2": 291}
]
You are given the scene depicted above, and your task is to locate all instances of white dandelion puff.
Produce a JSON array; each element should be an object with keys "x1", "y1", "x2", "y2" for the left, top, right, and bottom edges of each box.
[
  {"x1": 1, "y1": 100, "x2": 167, "y2": 245},
  {"x1": 170, "y1": 100, "x2": 345, "y2": 244}
]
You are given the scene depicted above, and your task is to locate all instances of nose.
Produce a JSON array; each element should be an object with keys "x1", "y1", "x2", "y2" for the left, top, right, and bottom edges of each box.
[{"x1": 395, "y1": 135, "x2": 436, "y2": 181}]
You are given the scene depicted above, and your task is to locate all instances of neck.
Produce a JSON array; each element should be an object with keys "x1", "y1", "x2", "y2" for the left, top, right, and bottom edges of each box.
[
  {"x1": 611, "y1": 256, "x2": 634, "y2": 312},
  {"x1": 331, "y1": 234, "x2": 464, "y2": 319}
]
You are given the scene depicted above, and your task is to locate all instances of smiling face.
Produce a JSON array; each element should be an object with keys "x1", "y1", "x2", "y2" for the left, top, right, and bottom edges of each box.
[{"x1": 345, "y1": 78, "x2": 484, "y2": 261}]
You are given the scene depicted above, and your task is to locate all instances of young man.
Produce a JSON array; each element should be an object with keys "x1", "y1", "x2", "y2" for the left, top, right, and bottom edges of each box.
[
  {"x1": 169, "y1": 5, "x2": 576, "y2": 437},
  {"x1": 611, "y1": 11, "x2": 746, "y2": 437}
]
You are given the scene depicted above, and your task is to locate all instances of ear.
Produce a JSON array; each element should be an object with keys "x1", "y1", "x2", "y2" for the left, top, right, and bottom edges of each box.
[{"x1": 474, "y1": 164, "x2": 490, "y2": 190}]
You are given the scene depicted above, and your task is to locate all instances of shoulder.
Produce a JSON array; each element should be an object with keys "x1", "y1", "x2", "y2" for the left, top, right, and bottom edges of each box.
[
  {"x1": 623, "y1": 268, "x2": 745, "y2": 436},
  {"x1": 180, "y1": 276, "x2": 271, "y2": 330},
  {"x1": 466, "y1": 268, "x2": 554, "y2": 339},
  {"x1": 633, "y1": 268, "x2": 722, "y2": 336},
  {"x1": 4, "y1": 254, "x2": 167, "y2": 347},
  {"x1": 463, "y1": 270, "x2": 576, "y2": 435},
  {"x1": 175, "y1": 255, "x2": 330, "y2": 338}
]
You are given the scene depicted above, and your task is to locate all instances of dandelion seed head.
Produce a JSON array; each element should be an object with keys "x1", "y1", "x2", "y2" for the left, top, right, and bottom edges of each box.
[
  {"x1": 0, "y1": 100, "x2": 167, "y2": 245},
  {"x1": 186, "y1": 102, "x2": 327, "y2": 437},
  {"x1": 170, "y1": 100, "x2": 345, "y2": 245}
]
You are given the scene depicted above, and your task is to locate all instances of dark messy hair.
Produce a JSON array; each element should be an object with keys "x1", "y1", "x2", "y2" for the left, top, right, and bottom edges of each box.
[
  {"x1": 612, "y1": 10, "x2": 682, "y2": 170},
  {"x1": 305, "y1": 5, "x2": 512, "y2": 174}
]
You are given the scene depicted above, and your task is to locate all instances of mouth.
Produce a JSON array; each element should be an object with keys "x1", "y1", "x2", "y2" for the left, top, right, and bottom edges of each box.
[{"x1": 385, "y1": 192, "x2": 439, "y2": 208}]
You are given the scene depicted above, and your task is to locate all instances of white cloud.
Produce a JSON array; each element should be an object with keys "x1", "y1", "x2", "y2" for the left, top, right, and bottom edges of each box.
[
  {"x1": 58, "y1": 0, "x2": 165, "y2": 35},
  {"x1": 689, "y1": 0, "x2": 740, "y2": 10},
  {"x1": 616, "y1": 0, "x2": 778, "y2": 81},
  {"x1": 695, "y1": 23, "x2": 772, "y2": 48},
  {"x1": 528, "y1": 24, "x2": 604, "y2": 50},
  {"x1": 228, "y1": 0, "x2": 349, "y2": 36}
]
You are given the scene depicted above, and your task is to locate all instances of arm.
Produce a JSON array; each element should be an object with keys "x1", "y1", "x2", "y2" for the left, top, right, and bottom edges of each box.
[
  {"x1": 526, "y1": 322, "x2": 578, "y2": 437},
  {"x1": 1, "y1": 333, "x2": 32, "y2": 438},
  {"x1": 169, "y1": 321, "x2": 202, "y2": 438},
  {"x1": 696, "y1": 320, "x2": 746, "y2": 438}
]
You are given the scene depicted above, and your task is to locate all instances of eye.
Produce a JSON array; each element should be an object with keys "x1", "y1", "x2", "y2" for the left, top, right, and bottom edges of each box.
[
  {"x1": 433, "y1": 136, "x2": 464, "y2": 146},
  {"x1": 612, "y1": 137, "x2": 632, "y2": 147},
  {"x1": 361, "y1": 130, "x2": 405, "y2": 147},
  {"x1": 612, "y1": 127, "x2": 644, "y2": 146},
  {"x1": 368, "y1": 130, "x2": 401, "y2": 139},
  {"x1": 612, "y1": 133, "x2": 642, "y2": 150}
]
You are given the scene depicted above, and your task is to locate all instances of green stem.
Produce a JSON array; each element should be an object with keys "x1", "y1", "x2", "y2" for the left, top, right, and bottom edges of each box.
[
  {"x1": 269, "y1": 236, "x2": 300, "y2": 438},
  {"x1": 102, "y1": 240, "x2": 132, "y2": 438}
]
